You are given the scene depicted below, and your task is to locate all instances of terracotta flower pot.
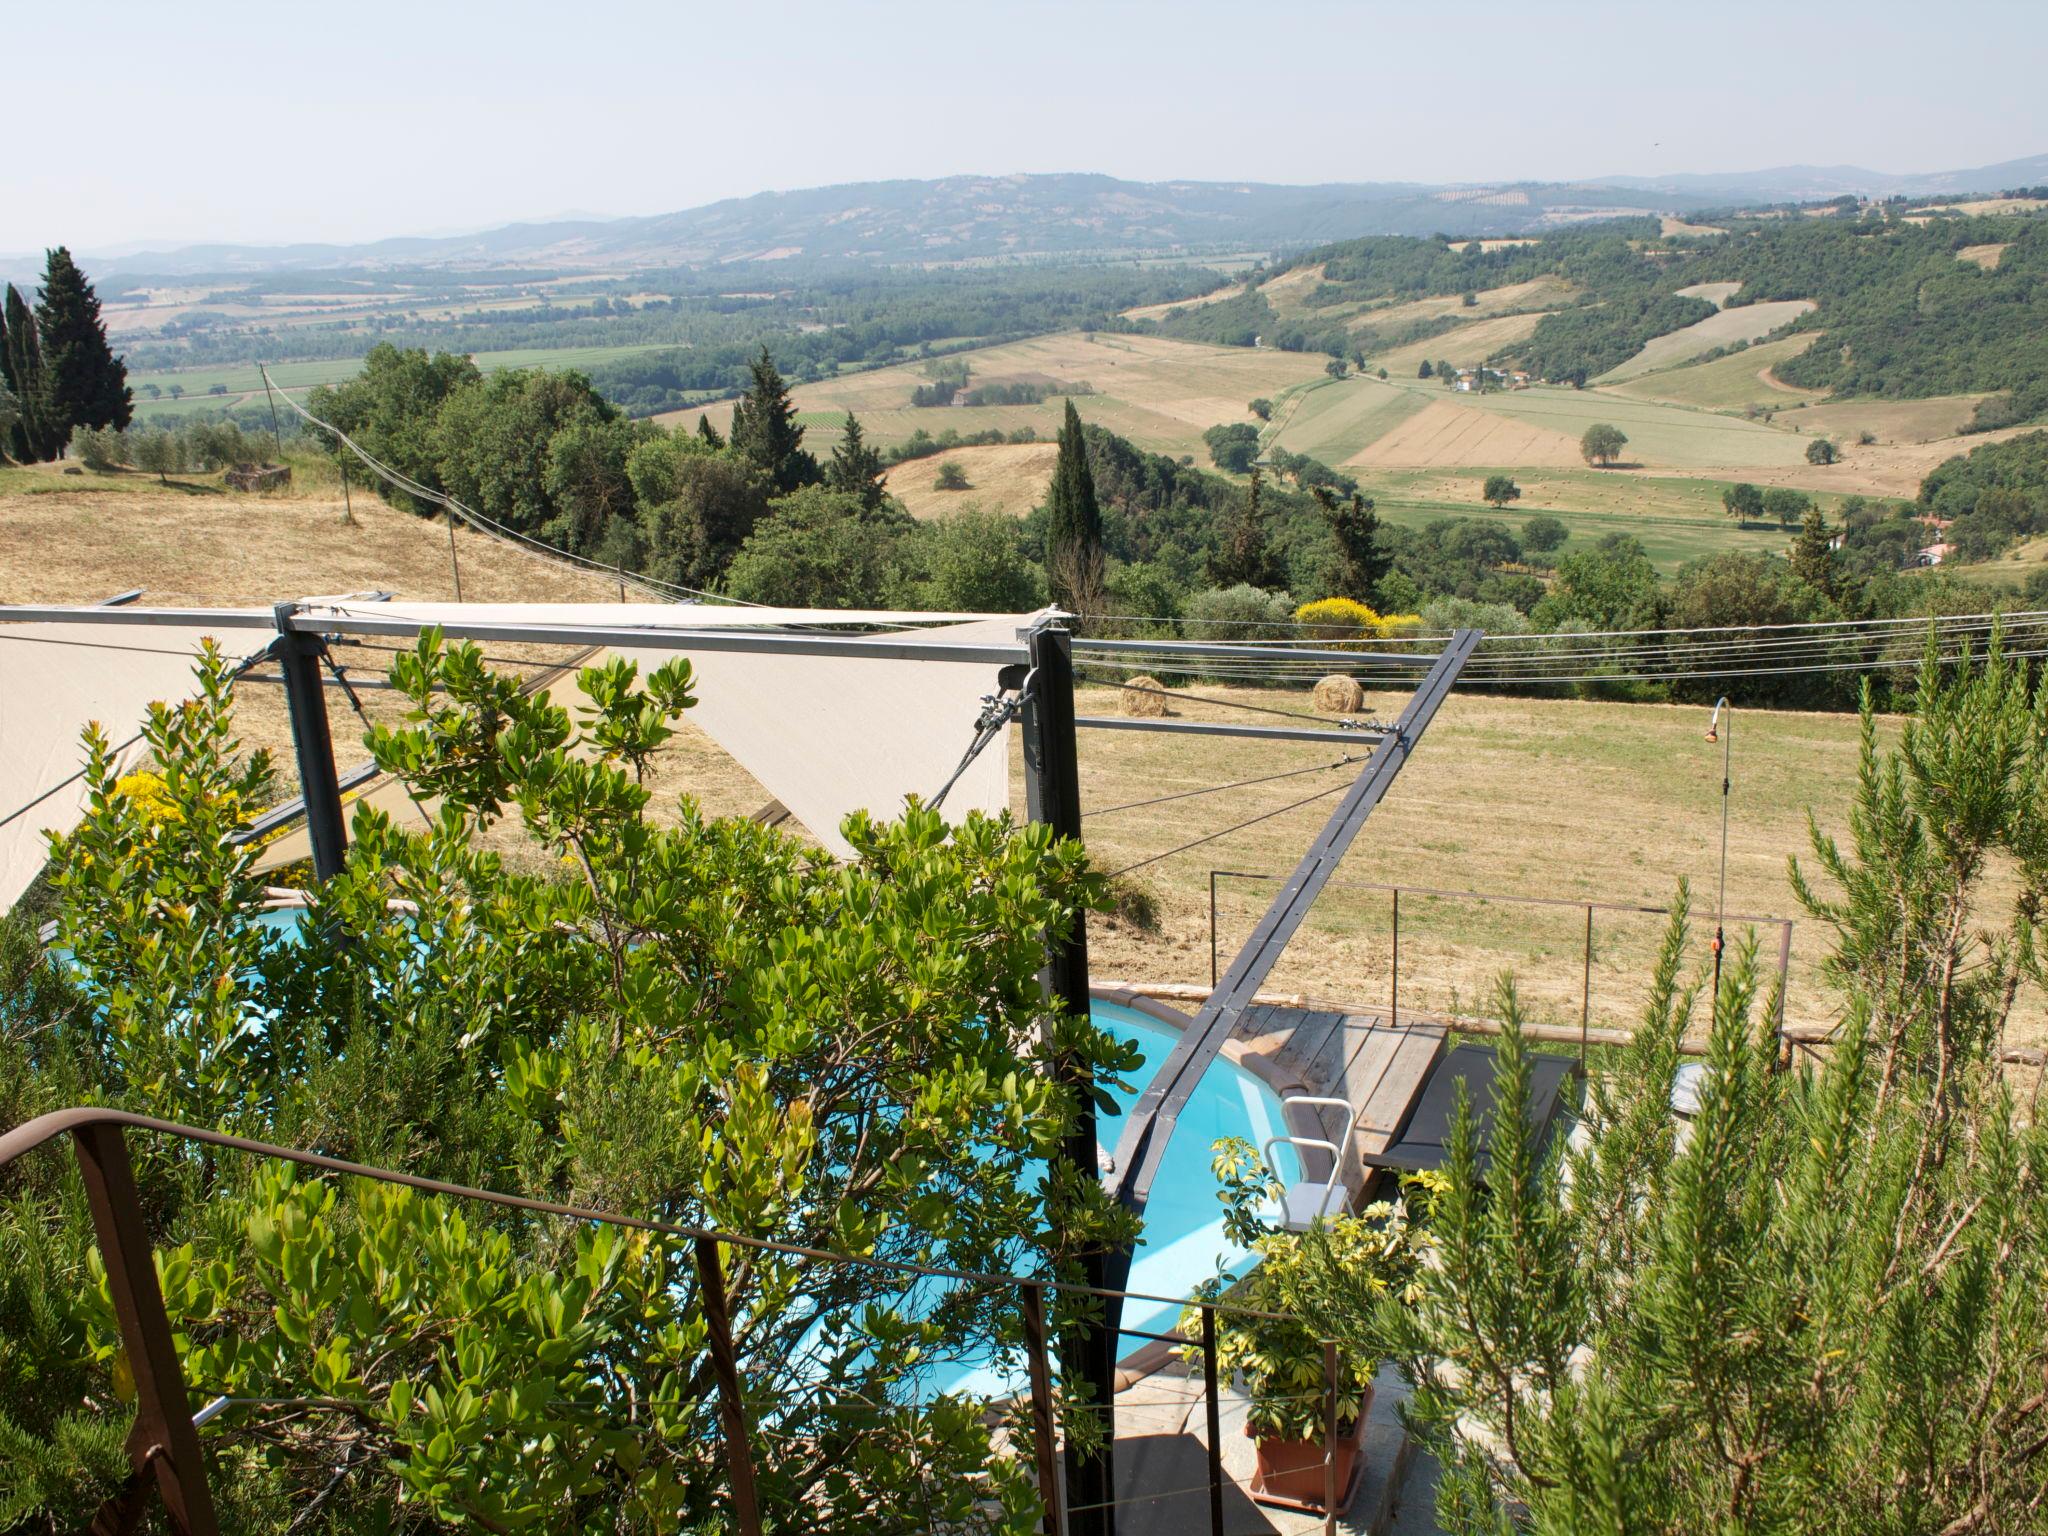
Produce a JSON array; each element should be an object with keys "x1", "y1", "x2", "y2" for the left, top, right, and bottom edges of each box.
[{"x1": 1247, "y1": 1383, "x2": 1373, "y2": 1512}]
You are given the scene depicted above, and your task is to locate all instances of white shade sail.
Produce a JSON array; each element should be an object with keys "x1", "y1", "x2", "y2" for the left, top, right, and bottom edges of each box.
[
  {"x1": 0, "y1": 619, "x2": 269, "y2": 911},
  {"x1": 6, "y1": 602, "x2": 1044, "y2": 896},
  {"x1": 247, "y1": 602, "x2": 1047, "y2": 869}
]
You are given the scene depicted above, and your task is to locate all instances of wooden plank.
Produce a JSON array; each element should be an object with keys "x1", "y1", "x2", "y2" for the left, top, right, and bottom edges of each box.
[
  {"x1": 1355, "y1": 1026, "x2": 1447, "y2": 1157},
  {"x1": 1269, "y1": 1008, "x2": 1350, "y2": 1086}
]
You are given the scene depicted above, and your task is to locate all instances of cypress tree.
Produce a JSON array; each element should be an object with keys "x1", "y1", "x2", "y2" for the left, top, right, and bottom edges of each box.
[
  {"x1": 33, "y1": 248, "x2": 131, "y2": 436},
  {"x1": 1313, "y1": 486, "x2": 1391, "y2": 604},
  {"x1": 1, "y1": 285, "x2": 53, "y2": 462},
  {"x1": 696, "y1": 414, "x2": 725, "y2": 450},
  {"x1": 1044, "y1": 398, "x2": 1104, "y2": 612},
  {"x1": 727, "y1": 347, "x2": 818, "y2": 495},
  {"x1": 825, "y1": 411, "x2": 887, "y2": 513},
  {"x1": 1788, "y1": 506, "x2": 1840, "y2": 598},
  {"x1": 1208, "y1": 467, "x2": 1282, "y2": 590}
]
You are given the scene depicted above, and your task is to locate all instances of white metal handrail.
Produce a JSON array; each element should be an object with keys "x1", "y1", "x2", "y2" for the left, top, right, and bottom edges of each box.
[{"x1": 1262, "y1": 1094, "x2": 1358, "y2": 1228}]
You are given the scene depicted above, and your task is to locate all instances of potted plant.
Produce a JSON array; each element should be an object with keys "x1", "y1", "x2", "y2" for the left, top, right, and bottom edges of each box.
[{"x1": 1180, "y1": 1138, "x2": 1426, "y2": 1512}]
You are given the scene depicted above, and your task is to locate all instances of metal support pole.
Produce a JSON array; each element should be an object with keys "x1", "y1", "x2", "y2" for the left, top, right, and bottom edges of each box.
[
  {"x1": 1019, "y1": 623, "x2": 1115, "y2": 1536},
  {"x1": 1389, "y1": 889, "x2": 1399, "y2": 1030},
  {"x1": 272, "y1": 604, "x2": 348, "y2": 882},
  {"x1": 73, "y1": 1123, "x2": 220, "y2": 1536},
  {"x1": 692, "y1": 1236, "x2": 764, "y2": 1536},
  {"x1": 1775, "y1": 919, "x2": 1795, "y2": 1068},
  {"x1": 1322, "y1": 1339, "x2": 1340, "y2": 1534},
  {"x1": 1581, "y1": 904, "x2": 1594, "y2": 1064},
  {"x1": 1022, "y1": 1283, "x2": 1065, "y2": 1536},
  {"x1": 1201, "y1": 1306, "x2": 1224, "y2": 1536},
  {"x1": 1208, "y1": 870, "x2": 1219, "y2": 989},
  {"x1": 337, "y1": 458, "x2": 353, "y2": 522}
]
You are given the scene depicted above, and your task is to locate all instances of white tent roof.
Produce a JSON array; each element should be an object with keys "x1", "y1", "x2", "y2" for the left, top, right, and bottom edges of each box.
[
  {"x1": 291, "y1": 601, "x2": 1041, "y2": 861},
  {"x1": 0, "y1": 620, "x2": 270, "y2": 911},
  {"x1": 0, "y1": 602, "x2": 1046, "y2": 895}
]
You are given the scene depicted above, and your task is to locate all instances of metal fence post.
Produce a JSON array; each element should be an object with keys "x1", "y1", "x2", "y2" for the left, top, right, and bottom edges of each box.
[
  {"x1": 1581, "y1": 904, "x2": 1594, "y2": 1063},
  {"x1": 1775, "y1": 919, "x2": 1795, "y2": 1066},
  {"x1": 1322, "y1": 1339, "x2": 1340, "y2": 1536},
  {"x1": 72, "y1": 1123, "x2": 220, "y2": 1536},
  {"x1": 692, "y1": 1235, "x2": 764, "y2": 1536},
  {"x1": 1201, "y1": 1305, "x2": 1224, "y2": 1536},
  {"x1": 1208, "y1": 869, "x2": 1219, "y2": 989},
  {"x1": 1021, "y1": 1284, "x2": 1065, "y2": 1536},
  {"x1": 1389, "y1": 889, "x2": 1399, "y2": 1029}
]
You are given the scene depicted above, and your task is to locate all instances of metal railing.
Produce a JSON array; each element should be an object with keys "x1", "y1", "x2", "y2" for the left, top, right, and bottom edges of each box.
[
  {"x1": 1208, "y1": 870, "x2": 1796, "y2": 1059},
  {"x1": 0, "y1": 1106, "x2": 1366, "y2": 1536}
]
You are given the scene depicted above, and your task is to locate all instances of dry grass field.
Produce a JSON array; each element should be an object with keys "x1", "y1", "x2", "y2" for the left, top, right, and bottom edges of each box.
[
  {"x1": 656, "y1": 332, "x2": 1330, "y2": 461},
  {"x1": 882, "y1": 441, "x2": 1058, "y2": 520},
  {"x1": 1957, "y1": 243, "x2": 2009, "y2": 270},
  {"x1": 1370, "y1": 310, "x2": 1553, "y2": 374},
  {"x1": 1346, "y1": 395, "x2": 1587, "y2": 469},
  {"x1": 1597, "y1": 300, "x2": 1816, "y2": 383},
  {"x1": 1060, "y1": 681, "x2": 1903, "y2": 1043},
  {"x1": 1673, "y1": 281, "x2": 1742, "y2": 307},
  {"x1": 1118, "y1": 284, "x2": 1249, "y2": 323}
]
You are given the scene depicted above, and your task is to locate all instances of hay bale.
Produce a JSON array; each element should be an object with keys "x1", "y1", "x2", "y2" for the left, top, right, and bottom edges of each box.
[
  {"x1": 1120, "y1": 675, "x2": 1170, "y2": 717},
  {"x1": 1312, "y1": 674, "x2": 1365, "y2": 714}
]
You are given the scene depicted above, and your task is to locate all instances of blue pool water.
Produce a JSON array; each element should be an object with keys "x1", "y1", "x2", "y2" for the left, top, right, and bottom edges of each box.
[{"x1": 916, "y1": 999, "x2": 1298, "y2": 1396}]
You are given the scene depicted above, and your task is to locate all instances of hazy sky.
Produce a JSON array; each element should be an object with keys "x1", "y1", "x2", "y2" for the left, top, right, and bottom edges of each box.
[{"x1": 6, "y1": 0, "x2": 2046, "y2": 254}]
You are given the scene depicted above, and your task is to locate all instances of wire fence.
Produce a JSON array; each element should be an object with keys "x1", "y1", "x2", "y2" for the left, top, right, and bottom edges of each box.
[{"x1": 1207, "y1": 870, "x2": 1797, "y2": 1049}]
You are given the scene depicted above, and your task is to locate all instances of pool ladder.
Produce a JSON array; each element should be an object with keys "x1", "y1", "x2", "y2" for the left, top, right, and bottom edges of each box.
[{"x1": 1261, "y1": 1095, "x2": 1357, "y2": 1231}]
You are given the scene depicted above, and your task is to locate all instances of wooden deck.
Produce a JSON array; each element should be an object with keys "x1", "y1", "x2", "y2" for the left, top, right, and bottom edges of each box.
[{"x1": 1230, "y1": 1005, "x2": 1445, "y2": 1198}]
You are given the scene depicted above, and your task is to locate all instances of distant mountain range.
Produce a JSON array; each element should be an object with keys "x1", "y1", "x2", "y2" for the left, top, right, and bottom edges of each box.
[{"x1": 42, "y1": 155, "x2": 2048, "y2": 281}]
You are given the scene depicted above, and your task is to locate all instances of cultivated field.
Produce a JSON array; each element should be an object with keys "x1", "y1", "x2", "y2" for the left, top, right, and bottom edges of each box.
[
  {"x1": 1772, "y1": 394, "x2": 1991, "y2": 445},
  {"x1": 1603, "y1": 335, "x2": 1821, "y2": 413},
  {"x1": 1597, "y1": 299, "x2": 1816, "y2": 382},
  {"x1": 1957, "y1": 243, "x2": 2009, "y2": 269},
  {"x1": 883, "y1": 441, "x2": 1058, "y2": 520},
  {"x1": 126, "y1": 343, "x2": 682, "y2": 424},
  {"x1": 1361, "y1": 468, "x2": 1810, "y2": 572},
  {"x1": 658, "y1": 332, "x2": 1332, "y2": 461}
]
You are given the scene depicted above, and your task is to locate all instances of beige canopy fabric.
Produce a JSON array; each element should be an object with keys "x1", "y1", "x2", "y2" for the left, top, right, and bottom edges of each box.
[
  {"x1": 0, "y1": 619, "x2": 269, "y2": 912},
  {"x1": 264, "y1": 604, "x2": 1050, "y2": 865},
  {"x1": 610, "y1": 613, "x2": 1031, "y2": 859}
]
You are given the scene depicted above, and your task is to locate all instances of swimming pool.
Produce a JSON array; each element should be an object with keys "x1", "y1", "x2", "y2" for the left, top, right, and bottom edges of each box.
[{"x1": 916, "y1": 998, "x2": 1298, "y2": 1396}]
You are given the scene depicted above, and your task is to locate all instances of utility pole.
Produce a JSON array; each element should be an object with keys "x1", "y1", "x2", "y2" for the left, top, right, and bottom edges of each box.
[{"x1": 1018, "y1": 621, "x2": 1116, "y2": 1536}]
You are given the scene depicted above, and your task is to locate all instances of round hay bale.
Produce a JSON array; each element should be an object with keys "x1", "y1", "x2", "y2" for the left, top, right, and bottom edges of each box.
[
  {"x1": 1120, "y1": 675, "x2": 1170, "y2": 718},
  {"x1": 1312, "y1": 674, "x2": 1365, "y2": 714}
]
